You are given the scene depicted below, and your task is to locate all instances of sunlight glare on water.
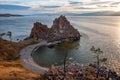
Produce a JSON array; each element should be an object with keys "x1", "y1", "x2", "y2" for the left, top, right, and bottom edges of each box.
[
  {"x1": 0, "y1": 16, "x2": 120, "y2": 75},
  {"x1": 116, "y1": 22, "x2": 120, "y2": 75},
  {"x1": 108, "y1": 22, "x2": 120, "y2": 75}
]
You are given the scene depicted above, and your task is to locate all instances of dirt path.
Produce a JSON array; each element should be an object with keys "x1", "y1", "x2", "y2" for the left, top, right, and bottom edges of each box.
[{"x1": 20, "y1": 41, "x2": 49, "y2": 74}]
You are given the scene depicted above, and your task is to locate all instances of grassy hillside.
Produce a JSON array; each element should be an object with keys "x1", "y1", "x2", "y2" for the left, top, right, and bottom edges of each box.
[
  {"x1": 0, "y1": 39, "x2": 41, "y2": 80},
  {"x1": 0, "y1": 38, "x2": 38, "y2": 61},
  {"x1": 0, "y1": 39, "x2": 21, "y2": 60}
]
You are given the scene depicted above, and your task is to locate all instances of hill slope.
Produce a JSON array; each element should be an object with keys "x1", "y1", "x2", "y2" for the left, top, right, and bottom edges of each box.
[{"x1": 0, "y1": 39, "x2": 41, "y2": 80}]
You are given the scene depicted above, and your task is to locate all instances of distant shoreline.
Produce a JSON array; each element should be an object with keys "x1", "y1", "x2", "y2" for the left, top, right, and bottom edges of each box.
[{"x1": 0, "y1": 14, "x2": 23, "y2": 17}]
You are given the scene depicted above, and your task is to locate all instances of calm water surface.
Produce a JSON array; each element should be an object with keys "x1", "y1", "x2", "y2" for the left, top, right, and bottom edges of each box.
[{"x1": 0, "y1": 16, "x2": 120, "y2": 74}]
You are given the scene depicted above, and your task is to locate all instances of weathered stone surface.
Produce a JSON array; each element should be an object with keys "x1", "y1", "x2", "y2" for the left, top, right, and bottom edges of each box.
[
  {"x1": 29, "y1": 22, "x2": 50, "y2": 41},
  {"x1": 29, "y1": 15, "x2": 80, "y2": 42},
  {"x1": 48, "y1": 15, "x2": 80, "y2": 41}
]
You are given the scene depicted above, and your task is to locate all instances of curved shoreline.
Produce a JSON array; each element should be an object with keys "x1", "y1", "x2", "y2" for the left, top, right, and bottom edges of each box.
[{"x1": 20, "y1": 41, "x2": 49, "y2": 74}]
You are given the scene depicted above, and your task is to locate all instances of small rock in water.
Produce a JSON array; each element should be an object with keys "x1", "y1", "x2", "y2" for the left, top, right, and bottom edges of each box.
[{"x1": 69, "y1": 57, "x2": 73, "y2": 60}]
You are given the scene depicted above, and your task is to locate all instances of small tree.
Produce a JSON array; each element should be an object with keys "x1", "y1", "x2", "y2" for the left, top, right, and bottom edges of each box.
[
  {"x1": 7, "y1": 31, "x2": 12, "y2": 41},
  {"x1": 90, "y1": 46, "x2": 107, "y2": 78},
  {"x1": 58, "y1": 40, "x2": 79, "y2": 73}
]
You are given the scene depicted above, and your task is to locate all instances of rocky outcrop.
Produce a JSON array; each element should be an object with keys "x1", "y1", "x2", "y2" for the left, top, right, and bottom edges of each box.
[
  {"x1": 48, "y1": 15, "x2": 80, "y2": 41},
  {"x1": 42, "y1": 63, "x2": 120, "y2": 80},
  {"x1": 29, "y1": 15, "x2": 80, "y2": 42},
  {"x1": 29, "y1": 22, "x2": 50, "y2": 41}
]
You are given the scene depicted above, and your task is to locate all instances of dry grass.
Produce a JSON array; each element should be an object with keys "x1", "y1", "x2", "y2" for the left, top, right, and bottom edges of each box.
[
  {"x1": 0, "y1": 62, "x2": 41, "y2": 80},
  {"x1": 0, "y1": 39, "x2": 38, "y2": 61},
  {"x1": 0, "y1": 39, "x2": 41, "y2": 80}
]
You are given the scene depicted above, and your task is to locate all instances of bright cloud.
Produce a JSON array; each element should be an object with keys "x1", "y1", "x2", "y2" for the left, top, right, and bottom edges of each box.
[{"x1": 0, "y1": 0, "x2": 120, "y2": 14}]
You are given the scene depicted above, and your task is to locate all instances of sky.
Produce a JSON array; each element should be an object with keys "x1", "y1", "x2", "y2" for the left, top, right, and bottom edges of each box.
[{"x1": 0, "y1": 0, "x2": 120, "y2": 14}]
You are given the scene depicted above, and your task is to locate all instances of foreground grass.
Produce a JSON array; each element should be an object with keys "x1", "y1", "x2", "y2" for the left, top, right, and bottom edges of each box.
[
  {"x1": 0, "y1": 39, "x2": 41, "y2": 80},
  {"x1": 0, "y1": 61, "x2": 41, "y2": 80}
]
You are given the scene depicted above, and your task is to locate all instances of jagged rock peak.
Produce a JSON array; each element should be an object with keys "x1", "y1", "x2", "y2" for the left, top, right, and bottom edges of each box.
[
  {"x1": 49, "y1": 15, "x2": 80, "y2": 41},
  {"x1": 33, "y1": 22, "x2": 48, "y2": 29},
  {"x1": 54, "y1": 15, "x2": 68, "y2": 22},
  {"x1": 52, "y1": 15, "x2": 70, "y2": 29},
  {"x1": 29, "y1": 22, "x2": 49, "y2": 41},
  {"x1": 28, "y1": 15, "x2": 80, "y2": 42}
]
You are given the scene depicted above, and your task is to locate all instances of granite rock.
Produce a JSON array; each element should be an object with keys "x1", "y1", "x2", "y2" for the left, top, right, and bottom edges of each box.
[
  {"x1": 29, "y1": 22, "x2": 50, "y2": 41},
  {"x1": 29, "y1": 15, "x2": 80, "y2": 42}
]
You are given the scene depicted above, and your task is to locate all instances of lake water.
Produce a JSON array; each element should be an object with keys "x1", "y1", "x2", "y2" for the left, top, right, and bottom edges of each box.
[{"x1": 0, "y1": 16, "x2": 120, "y2": 74}]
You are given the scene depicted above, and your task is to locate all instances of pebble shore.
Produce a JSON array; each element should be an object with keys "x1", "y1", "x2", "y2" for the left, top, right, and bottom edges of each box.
[{"x1": 42, "y1": 63, "x2": 120, "y2": 80}]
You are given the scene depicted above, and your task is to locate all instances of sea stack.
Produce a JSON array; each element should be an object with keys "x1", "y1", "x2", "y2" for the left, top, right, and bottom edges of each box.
[
  {"x1": 29, "y1": 22, "x2": 50, "y2": 41},
  {"x1": 29, "y1": 15, "x2": 80, "y2": 42}
]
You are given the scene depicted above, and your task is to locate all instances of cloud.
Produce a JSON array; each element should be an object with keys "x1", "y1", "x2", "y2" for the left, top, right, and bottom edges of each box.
[
  {"x1": 0, "y1": 0, "x2": 120, "y2": 14},
  {"x1": 111, "y1": 2, "x2": 120, "y2": 5},
  {"x1": 76, "y1": 7, "x2": 97, "y2": 9},
  {"x1": 41, "y1": 5, "x2": 61, "y2": 8},
  {"x1": 88, "y1": 1, "x2": 111, "y2": 5},
  {"x1": 69, "y1": 1, "x2": 83, "y2": 5},
  {"x1": 110, "y1": 2, "x2": 120, "y2": 7},
  {"x1": 0, "y1": 4, "x2": 30, "y2": 10}
]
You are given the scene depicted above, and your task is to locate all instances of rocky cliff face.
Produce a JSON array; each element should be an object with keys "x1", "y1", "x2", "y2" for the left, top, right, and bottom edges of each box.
[
  {"x1": 29, "y1": 22, "x2": 50, "y2": 41},
  {"x1": 48, "y1": 15, "x2": 80, "y2": 41},
  {"x1": 29, "y1": 15, "x2": 80, "y2": 42}
]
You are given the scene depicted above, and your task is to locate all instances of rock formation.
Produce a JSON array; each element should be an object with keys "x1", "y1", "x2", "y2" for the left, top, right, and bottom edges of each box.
[
  {"x1": 29, "y1": 22, "x2": 50, "y2": 41},
  {"x1": 29, "y1": 15, "x2": 80, "y2": 42},
  {"x1": 48, "y1": 15, "x2": 80, "y2": 41}
]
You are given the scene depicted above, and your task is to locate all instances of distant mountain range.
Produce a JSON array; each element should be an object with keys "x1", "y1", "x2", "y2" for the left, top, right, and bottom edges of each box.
[
  {"x1": 78, "y1": 11, "x2": 120, "y2": 16},
  {"x1": 0, "y1": 14, "x2": 23, "y2": 17},
  {"x1": 32, "y1": 11, "x2": 120, "y2": 16},
  {"x1": 1, "y1": 11, "x2": 120, "y2": 17}
]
